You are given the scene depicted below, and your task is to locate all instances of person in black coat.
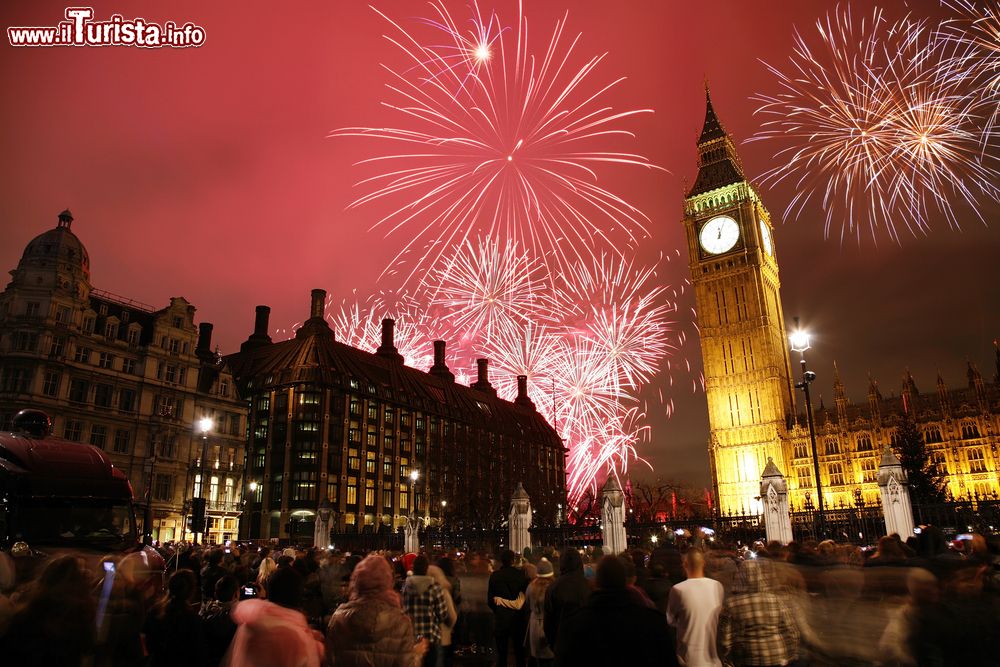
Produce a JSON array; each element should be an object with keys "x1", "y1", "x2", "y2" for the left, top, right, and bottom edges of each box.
[
  {"x1": 488, "y1": 550, "x2": 529, "y2": 667},
  {"x1": 554, "y1": 555, "x2": 677, "y2": 667},
  {"x1": 543, "y1": 548, "x2": 591, "y2": 648}
]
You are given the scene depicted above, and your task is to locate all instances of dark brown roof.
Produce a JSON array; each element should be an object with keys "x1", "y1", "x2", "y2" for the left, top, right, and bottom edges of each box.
[
  {"x1": 687, "y1": 89, "x2": 747, "y2": 198},
  {"x1": 225, "y1": 329, "x2": 563, "y2": 447}
]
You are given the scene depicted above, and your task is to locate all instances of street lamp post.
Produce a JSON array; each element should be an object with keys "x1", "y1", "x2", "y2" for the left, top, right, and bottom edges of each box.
[
  {"x1": 143, "y1": 452, "x2": 157, "y2": 546},
  {"x1": 790, "y1": 320, "x2": 824, "y2": 539},
  {"x1": 409, "y1": 469, "x2": 420, "y2": 517},
  {"x1": 195, "y1": 417, "x2": 213, "y2": 544}
]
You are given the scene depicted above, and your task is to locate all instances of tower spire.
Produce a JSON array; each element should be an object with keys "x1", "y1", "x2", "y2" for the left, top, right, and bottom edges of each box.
[{"x1": 688, "y1": 86, "x2": 746, "y2": 197}]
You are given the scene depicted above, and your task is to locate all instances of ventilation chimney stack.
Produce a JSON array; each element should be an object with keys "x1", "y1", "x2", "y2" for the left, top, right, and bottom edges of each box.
[
  {"x1": 429, "y1": 340, "x2": 454, "y2": 381},
  {"x1": 310, "y1": 289, "x2": 326, "y2": 319},
  {"x1": 241, "y1": 305, "x2": 273, "y2": 351},
  {"x1": 514, "y1": 374, "x2": 535, "y2": 409},
  {"x1": 296, "y1": 288, "x2": 332, "y2": 338},
  {"x1": 196, "y1": 322, "x2": 214, "y2": 361},
  {"x1": 471, "y1": 358, "x2": 496, "y2": 396},
  {"x1": 376, "y1": 318, "x2": 404, "y2": 363}
]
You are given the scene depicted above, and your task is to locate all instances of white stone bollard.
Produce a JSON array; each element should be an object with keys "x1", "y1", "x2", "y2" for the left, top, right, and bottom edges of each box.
[
  {"x1": 760, "y1": 457, "x2": 793, "y2": 545},
  {"x1": 878, "y1": 446, "x2": 915, "y2": 538},
  {"x1": 509, "y1": 482, "x2": 532, "y2": 556},
  {"x1": 601, "y1": 475, "x2": 628, "y2": 555},
  {"x1": 404, "y1": 514, "x2": 420, "y2": 554}
]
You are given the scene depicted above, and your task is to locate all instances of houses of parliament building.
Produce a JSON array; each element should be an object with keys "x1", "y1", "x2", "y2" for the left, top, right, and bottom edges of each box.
[{"x1": 682, "y1": 90, "x2": 1000, "y2": 515}]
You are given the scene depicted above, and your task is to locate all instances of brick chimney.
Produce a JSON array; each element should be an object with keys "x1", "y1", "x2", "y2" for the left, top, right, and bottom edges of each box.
[
  {"x1": 196, "y1": 322, "x2": 214, "y2": 361},
  {"x1": 296, "y1": 288, "x2": 333, "y2": 338},
  {"x1": 376, "y1": 318, "x2": 403, "y2": 363},
  {"x1": 514, "y1": 374, "x2": 535, "y2": 409},
  {"x1": 471, "y1": 358, "x2": 496, "y2": 396},
  {"x1": 240, "y1": 305, "x2": 273, "y2": 351},
  {"x1": 429, "y1": 340, "x2": 454, "y2": 381}
]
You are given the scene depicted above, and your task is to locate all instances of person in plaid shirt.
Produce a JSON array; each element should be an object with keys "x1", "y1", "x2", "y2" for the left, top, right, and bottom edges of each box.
[
  {"x1": 402, "y1": 555, "x2": 450, "y2": 667},
  {"x1": 717, "y1": 559, "x2": 800, "y2": 667}
]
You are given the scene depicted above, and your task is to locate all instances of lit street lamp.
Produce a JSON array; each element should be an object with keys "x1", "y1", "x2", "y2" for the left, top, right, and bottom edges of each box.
[
  {"x1": 194, "y1": 417, "x2": 214, "y2": 544},
  {"x1": 409, "y1": 469, "x2": 419, "y2": 517},
  {"x1": 790, "y1": 319, "x2": 824, "y2": 538}
]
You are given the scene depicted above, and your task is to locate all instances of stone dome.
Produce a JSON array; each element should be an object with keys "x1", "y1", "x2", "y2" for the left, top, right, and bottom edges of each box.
[{"x1": 16, "y1": 209, "x2": 91, "y2": 281}]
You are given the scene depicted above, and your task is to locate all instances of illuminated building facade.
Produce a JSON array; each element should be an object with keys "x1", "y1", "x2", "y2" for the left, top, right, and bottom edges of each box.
[
  {"x1": 0, "y1": 211, "x2": 247, "y2": 543},
  {"x1": 226, "y1": 289, "x2": 566, "y2": 541},
  {"x1": 683, "y1": 93, "x2": 1000, "y2": 513}
]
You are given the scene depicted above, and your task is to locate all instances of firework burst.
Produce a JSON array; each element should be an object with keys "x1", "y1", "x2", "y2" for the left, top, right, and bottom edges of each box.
[
  {"x1": 751, "y1": 4, "x2": 999, "y2": 244},
  {"x1": 424, "y1": 236, "x2": 556, "y2": 345},
  {"x1": 938, "y1": 0, "x2": 1000, "y2": 143},
  {"x1": 331, "y1": 0, "x2": 661, "y2": 284}
]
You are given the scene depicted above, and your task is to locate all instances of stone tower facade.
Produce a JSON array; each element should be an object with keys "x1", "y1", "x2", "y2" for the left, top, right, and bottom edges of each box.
[{"x1": 682, "y1": 89, "x2": 797, "y2": 514}]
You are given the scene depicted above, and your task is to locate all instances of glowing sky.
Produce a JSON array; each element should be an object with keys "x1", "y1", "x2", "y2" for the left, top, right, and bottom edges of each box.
[{"x1": 1, "y1": 0, "x2": 997, "y2": 488}]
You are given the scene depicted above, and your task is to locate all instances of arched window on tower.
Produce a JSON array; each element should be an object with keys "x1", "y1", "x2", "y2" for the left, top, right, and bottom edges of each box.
[
  {"x1": 962, "y1": 422, "x2": 981, "y2": 440},
  {"x1": 857, "y1": 435, "x2": 873, "y2": 452},
  {"x1": 825, "y1": 438, "x2": 840, "y2": 455}
]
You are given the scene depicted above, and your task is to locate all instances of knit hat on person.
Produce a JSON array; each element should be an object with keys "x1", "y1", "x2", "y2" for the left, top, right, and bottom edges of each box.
[
  {"x1": 349, "y1": 554, "x2": 400, "y2": 607},
  {"x1": 536, "y1": 558, "x2": 554, "y2": 578}
]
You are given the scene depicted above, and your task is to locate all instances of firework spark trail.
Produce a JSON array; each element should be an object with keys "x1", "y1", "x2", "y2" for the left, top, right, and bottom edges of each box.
[
  {"x1": 560, "y1": 254, "x2": 677, "y2": 395},
  {"x1": 331, "y1": 0, "x2": 661, "y2": 285},
  {"x1": 938, "y1": 0, "x2": 1000, "y2": 146},
  {"x1": 423, "y1": 236, "x2": 557, "y2": 345},
  {"x1": 751, "y1": 4, "x2": 999, "y2": 244}
]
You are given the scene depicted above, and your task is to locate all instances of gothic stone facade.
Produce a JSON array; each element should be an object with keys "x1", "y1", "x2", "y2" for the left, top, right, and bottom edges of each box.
[
  {"x1": 226, "y1": 290, "x2": 567, "y2": 541},
  {"x1": 0, "y1": 211, "x2": 247, "y2": 543}
]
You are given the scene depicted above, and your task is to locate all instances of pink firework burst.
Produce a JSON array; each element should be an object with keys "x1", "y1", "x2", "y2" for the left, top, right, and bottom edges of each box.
[
  {"x1": 423, "y1": 236, "x2": 557, "y2": 345},
  {"x1": 331, "y1": 0, "x2": 661, "y2": 284}
]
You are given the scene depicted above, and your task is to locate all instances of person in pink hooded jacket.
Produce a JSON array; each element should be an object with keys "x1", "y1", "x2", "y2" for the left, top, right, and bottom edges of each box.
[{"x1": 223, "y1": 566, "x2": 325, "y2": 667}]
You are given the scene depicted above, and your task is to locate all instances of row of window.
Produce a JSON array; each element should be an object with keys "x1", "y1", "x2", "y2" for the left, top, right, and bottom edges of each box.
[{"x1": 63, "y1": 420, "x2": 133, "y2": 453}]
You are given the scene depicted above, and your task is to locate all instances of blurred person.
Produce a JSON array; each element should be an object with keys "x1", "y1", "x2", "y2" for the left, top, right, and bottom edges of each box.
[
  {"x1": 404, "y1": 555, "x2": 451, "y2": 667},
  {"x1": 667, "y1": 548, "x2": 724, "y2": 667},
  {"x1": 224, "y1": 566, "x2": 324, "y2": 667},
  {"x1": 94, "y1": 554, "x2": 146, "y2": 667},
  {"x1": 554, "y1": 555, "x2": 677, "y2": 667},
  {"x1": 201, "y1": 548, "x2": 226, "y2": 603},
  {"x1": 428, "y1": 564, "x2": 458, "y2": 667},
  {"x1": 543, "y1": 548, "x2": 591, "y2": 649},
  {"x1": 488, "y1": 549, "x2": 530, "y2": 667},
  {"x1": 143, "y1": 568, "x2": 206, "y2": 667},
  {"x1": 0, "y1": 554, "x2": 96, "y2": 667},
  {"x1": 201, "y1": 575, "x2": 239, "y2": 667},
  {"x1": 717, "y1": 558, "x2": 800, "y2": 667},
  {"x1": 639, "y1": 560, "x2": 673, "y2": 615},
  {"x1": 256, "y1": 556, "x2": 277, "y2": 596},
  {"x1": 619, "y1": 555, "x2": 655, "y2": 609},
  {"x1": 866, "y1": 536, "x2": 907, "y2": 568},
  {"x1": 526, "y1": 558, "x2": 556, "y2": 667},
  {"x1": 327, "y1": 554, "x2": 426, "y2": 667}
]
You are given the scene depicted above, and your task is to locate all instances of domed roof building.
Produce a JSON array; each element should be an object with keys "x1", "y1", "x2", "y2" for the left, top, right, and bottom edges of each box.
[{"x1": 8, "y1": 210, "x2": 92, "y2": 300}]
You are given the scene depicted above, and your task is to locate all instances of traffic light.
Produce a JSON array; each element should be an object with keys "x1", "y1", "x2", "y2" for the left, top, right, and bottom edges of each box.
[{"x1": 190, "y1": 497, "x2": 207, "y2": 534}]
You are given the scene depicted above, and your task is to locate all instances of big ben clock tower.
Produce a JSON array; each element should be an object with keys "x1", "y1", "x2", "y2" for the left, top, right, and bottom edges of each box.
[{"x1": 683, "y1": 89, "x2": 797, "y2": 514}]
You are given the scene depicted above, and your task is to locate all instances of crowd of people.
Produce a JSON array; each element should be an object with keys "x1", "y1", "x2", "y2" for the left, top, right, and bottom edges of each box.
[{"x1": 0, "y1": 525, "x2": 997, "y2": 666}]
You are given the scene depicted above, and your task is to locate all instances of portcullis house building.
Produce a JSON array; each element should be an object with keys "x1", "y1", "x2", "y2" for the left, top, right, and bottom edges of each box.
[{"x1": 226, "y1": 289, "x2": 566, "y2": 541}]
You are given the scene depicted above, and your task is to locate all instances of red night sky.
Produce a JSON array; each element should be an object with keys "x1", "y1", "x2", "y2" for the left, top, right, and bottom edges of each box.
[{"x1": 1, "y1": 1, "x2": 997, "y2": 487}]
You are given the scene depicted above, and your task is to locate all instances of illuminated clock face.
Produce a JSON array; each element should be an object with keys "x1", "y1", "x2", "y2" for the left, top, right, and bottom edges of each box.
[
  {"x1": 699, "y1": 216, "x2": 740, "y2": 255},
  {"x1": 759, "y1": 220, "x2": 773, "y2": 256}
]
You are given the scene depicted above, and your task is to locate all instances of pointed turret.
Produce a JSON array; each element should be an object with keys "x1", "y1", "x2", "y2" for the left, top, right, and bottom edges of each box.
[
  {"x1": 994, "y1": 339, "x2": 1000, "y2": 384},
  {"x1": 833, "y1": 361, "x2": 848, "y2": 421},
  {"x1": 935, "y1": 371, "x2": 950, "y2": 412},
  {"x1": 688, "y1": 86, "x2": 747, "y2": 197},
  {"x1": 868, "y1": 374, "x2": 883, "y2": 424},
  {"x1": 901, "y1": 369, "x2": 918, "y2": 414},
  {"x1": 968, "y1": 361, "x2": 986, "y2": 404}
]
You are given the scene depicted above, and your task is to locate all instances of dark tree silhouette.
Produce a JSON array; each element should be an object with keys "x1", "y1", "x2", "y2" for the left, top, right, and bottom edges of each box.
[{"x1": 893, "y1": 411, "x2": 947, "y2": 504}]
